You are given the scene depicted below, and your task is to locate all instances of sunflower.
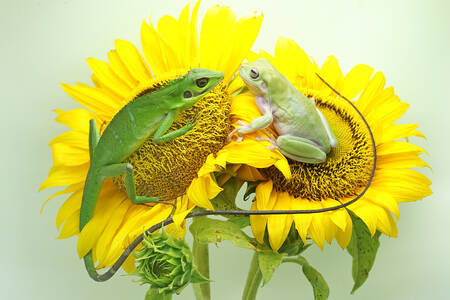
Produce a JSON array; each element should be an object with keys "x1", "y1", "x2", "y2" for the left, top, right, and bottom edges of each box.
[
  {"x1": 228, "y1": 37, "x2": 432, "y2": 252},
  {"x1": 40, "y1": 2, "x2": 264, "y2": 272}
]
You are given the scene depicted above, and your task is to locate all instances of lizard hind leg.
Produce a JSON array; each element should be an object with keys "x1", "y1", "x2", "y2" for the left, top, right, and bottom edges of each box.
[
  {"x1": 99, "y1": 163, "x2": 171, "y2": 205},
  {"x1": 89, "y1": 119, "x2": 101, "y2": 159}
]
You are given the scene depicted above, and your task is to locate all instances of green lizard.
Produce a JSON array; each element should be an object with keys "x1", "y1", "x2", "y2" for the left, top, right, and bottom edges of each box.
[
  {"x1": 230, "y1": 58, "x2": 337, "y2": 163},
  {"x1": 80, "y1": 68, "x2": 224, "y2": 281}
]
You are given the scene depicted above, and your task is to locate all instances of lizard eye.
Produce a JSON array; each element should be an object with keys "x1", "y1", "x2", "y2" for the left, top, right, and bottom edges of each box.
[
  {"x1": 183, "y1": 90, "x2": 193, "y2": 98},
  {"x1": 250, "y1": 68, "x2": 259, "y2": 79},
  {"x1": 196, "y1": 77, "x2": 209, "y2": 88}
]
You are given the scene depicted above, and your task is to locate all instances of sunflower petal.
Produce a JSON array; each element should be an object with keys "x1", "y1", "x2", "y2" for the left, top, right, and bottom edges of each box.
[
  {"x1": 267, "y1": 192, "x2": 293, "y2": 252},
  {"x1": 250, "y1": 201, "x2": 267, "y2": 244},
  {"x1": 187, "y1": 176, "x2": 216, "y2": 210},
  {"x1": 115, "y1": 39, "x2": 152, "y2": 83},
  {"x1": 86, "y1": 57, "x2": 131, "y2": 97},
  {"x1": 338, "y1": 64, "x2": 374, "y2": 100}
]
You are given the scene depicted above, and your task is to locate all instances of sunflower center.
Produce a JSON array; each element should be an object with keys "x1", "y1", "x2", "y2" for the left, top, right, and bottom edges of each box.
[
  {"x1": 112, "y1": 72, "x2": 232, "y2": 199},
  {"x1": 260, "y1": 89, "x2": 374, "y2": 201}
]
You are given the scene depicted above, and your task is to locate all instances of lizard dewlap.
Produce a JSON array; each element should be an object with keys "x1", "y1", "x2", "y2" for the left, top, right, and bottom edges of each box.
[
  {"x1": 112, "y1": 73, "x2": 232, "y2": 199},
  {"x1": 261, "y1": 89, "x2": 373, "y2": 201}
]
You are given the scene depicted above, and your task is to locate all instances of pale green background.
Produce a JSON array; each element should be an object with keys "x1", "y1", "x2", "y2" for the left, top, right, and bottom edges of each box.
[{"x1": 1, "y1": 0, "x2": 449, "y2": 299}]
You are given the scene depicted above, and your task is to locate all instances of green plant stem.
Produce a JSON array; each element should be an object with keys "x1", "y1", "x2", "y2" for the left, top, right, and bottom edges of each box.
[
  {"x1": 283, "y1": 256, "x2": 306, "y2": 266},
  {"x1": 242, "y1": 252, "x2": 263, "y2": 300},
  {"x1": 192, "y1": 240, "x2": 211, "y2": 300},
  {"x1": 145, "y1": 288, "x2": 172, "y2": 300}
]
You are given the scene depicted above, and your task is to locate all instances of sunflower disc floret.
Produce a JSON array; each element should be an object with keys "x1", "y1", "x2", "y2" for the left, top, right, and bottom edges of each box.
[{"x1": 134, "y1": 231, "x2": 208, "y2": 296}]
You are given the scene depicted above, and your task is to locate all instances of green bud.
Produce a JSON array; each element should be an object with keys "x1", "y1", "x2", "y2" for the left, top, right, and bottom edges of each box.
[{"x1": 134, "y1": 231, "x2": 209, "y2": 296}]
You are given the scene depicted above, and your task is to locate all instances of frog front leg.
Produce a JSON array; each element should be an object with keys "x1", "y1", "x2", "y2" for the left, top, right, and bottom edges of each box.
[
  {"x1": 276, "y1": 135, "x2": 327, "y2": 164},
  {"x1": 228, "y1": 96, "x2": 273, "y2": 142}
]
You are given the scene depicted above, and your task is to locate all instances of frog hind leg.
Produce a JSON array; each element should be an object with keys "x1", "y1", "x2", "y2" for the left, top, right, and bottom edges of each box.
[{"x1": 277, "y1": 135, "x2": 327, "y2": 164}]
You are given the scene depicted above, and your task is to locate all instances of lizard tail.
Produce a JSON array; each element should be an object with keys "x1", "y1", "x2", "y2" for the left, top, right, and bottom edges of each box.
[
  {"x1": 79, "y1": 168, "x2": 105, "y2": 281},
  {"x1": 84, "y1": 252, "x2": 103, "y2": 281}
]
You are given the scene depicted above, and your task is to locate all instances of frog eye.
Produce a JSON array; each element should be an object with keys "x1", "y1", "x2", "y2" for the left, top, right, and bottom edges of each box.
[
  {"x1": 250, "y1": 68, "x2": 259, "y2": 79},
  {"x1": 183, "y1": 90, "x2": 193, "y2": 98},
  {"x1": 196, "y1": 77, "x2": 209, "y2": 88}
]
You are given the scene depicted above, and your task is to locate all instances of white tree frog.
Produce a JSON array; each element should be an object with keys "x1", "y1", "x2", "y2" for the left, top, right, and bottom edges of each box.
[{"x1": 230, "y1": 58, "x2": 338, "y2": 163}]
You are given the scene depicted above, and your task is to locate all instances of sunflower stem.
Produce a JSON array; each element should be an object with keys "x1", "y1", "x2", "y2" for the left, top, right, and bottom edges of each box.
[
  {"x1": 192, "y1": 239, "x2": 211, "y2": 300},
  {"x1": 145, "y1": 288, "x2": 172, "y2": 300},
  {"x1": 242, "y1": 252, "x2": 262, "y2": 300}
]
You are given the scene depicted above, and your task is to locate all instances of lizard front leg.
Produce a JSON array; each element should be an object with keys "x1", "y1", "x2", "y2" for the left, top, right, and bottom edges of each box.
[{"x1": 99, "y1": 163, "x2": 172, "y2": 205}]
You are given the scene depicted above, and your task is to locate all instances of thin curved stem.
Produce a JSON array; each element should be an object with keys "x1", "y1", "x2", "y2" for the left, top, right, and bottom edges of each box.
[{"x1": 84, "y1": 75, "x2": 377, "y2": 282}]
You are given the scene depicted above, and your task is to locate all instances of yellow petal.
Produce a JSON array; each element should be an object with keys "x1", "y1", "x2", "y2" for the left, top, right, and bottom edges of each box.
[
  {"x1": 141, "y1": 20, "x2": 179, "y2": 77},
  {"x1": 95, "y1": 200, "x2": 132, "y2": 267},
  {"x1": 223, "y1": 139, "x2": 282, "y2": 168},
  {"x1": 338, "y1": 64, "x2": 374, "y2": 100},
  {"x1": 200, "y1": 5, "x2": 236, "y2": 72},
  {"x1": 77, "y1": 184, "x2": 125, "y2": 258},
  {"x1": 57, "y1": 210, "x2": 79, "y2": 239},
  {"x1": 231, "y1": 93, "x2": 263, "y2": 123},
  {"x1": 250, "y1": 201, "x2": 267, "y2": 244},
  {"x1": 377, "y1": 153, "x2": 430, "y2": 170},
  {"x1": 317, "y1": 55, "x2": 344, "y2": 96},
  {"x1": 61, "y1": 83, "x2": 120, "y2": 120},
  {"x1": 275, "y1": 37, "x2": 314, "y2": 85},
  {"x1": 56, "y1": 189, "x2": 83, "y2": 229},
  {"x1": 377, "y1": 141, "x2": 427, "y2": 157},
  {"x1": 197, "y1": 153, "x2": 227, "y2": 177},
  {"x1": 335, "y1": 212, "x2": 353, "y2": 249},
  {"x1": 236, "y1": 165, "x2": 266, "y2": 181},
  {"x1": 274, "y1": 157, "x2": 292, "y2": 180},
  {"x1": 267, "y1": 192, "x2": 293, "y2": 252},
  {"x1": 355, "y1": 71, "x2": 386, "y2": 114},
  {"x1": 107, "y1": 50, "x2": 138, "y2": 88},
  {"x1": 122, "y1": 255, "x2": 136, "y2": 273},
  {"x1": 348, "y1": 199, "x2": 378, "y2": 236},
  {"x1": 54, "y1": 109, "x2": 96, "y2": 133},
  {"x1": 372, "y1": 169, "x2": 432, "y2": 203},
  {"x1": 51, "y1": 142, "x2": 90, "y2": 167},
  {"x1": 86, "y1": 57, "x2": 131, "y2": 97},
  {"x1": 364, "y1": 188, "x2": 400, "y2": 219},
  {"x1": 255, "y1": 180, "x2": 273, "y2": 210},
  {"x1": 307, "y1": 202, "x2": 326, "y2": 249},
  {"x1": 375, "y1": 208, "x2": 398, "y2": 237},
  {"x1": 41, "y1": 183, "x2": 82, "y2": 214},
  {"x1": 324, "y1": 200, "x2": 348, "y2": 232},
  {"x1": 205, "y1": 175, "x2": 223, "y2": 200},
  {"x1": 115, "y1": 39, "x2": 152, "y2": 83},
  {"x1": 220, "y1": 12, "x2": 263, "y2": 83},
  {"x1": 49, "y1": 130, "x2": 88, "y2": 150},
  {"x1": 40, "y1": 164, "x2": 88, "y2": 190},
  {"x1": 380, "y1": 124, "x2": 425, "y2": 144},
  {"x1": 292, "y1": 199, "x2": 313, "y2": 244},
  {"x1": 187, "y1": 176, "x2": 215, "y2": 210}
]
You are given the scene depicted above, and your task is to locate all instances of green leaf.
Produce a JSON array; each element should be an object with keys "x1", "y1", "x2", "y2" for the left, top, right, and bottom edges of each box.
[
  {"x1": 347, "y1": 212, "x2": 381, "y2": 293},
  {"x1": 257, "y1": 250, "x2": 285, "y2": 285},
  {"x1": 190, "y1": 217, "x2": 257, "y2": 250},
  {"x1": 190, "y1": 267, "x2": 211, "y2": 284},
  {"x1": 228, "y1": 216, "x2": 250, "y2": 228},
  {"x1": 210, "y1": 177, "x2": 239, "y2": 211},
  {"x1": 298, "y1": 256, "x2": 330, "y2": 300}
]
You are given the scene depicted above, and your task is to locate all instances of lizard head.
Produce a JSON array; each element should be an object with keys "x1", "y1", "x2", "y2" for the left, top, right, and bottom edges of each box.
[{"x1": 176, "y1": 68, "x2": 224, "y2": 110}]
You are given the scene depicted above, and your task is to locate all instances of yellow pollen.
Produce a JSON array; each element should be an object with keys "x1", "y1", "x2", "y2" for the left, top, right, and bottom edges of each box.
[
  {"x1": 261, "y1": 90, "x2": 374, "y2": 201},
  {"x1": 112, "y1": 74, "x2": 232, "y2": 199}
]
